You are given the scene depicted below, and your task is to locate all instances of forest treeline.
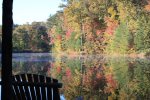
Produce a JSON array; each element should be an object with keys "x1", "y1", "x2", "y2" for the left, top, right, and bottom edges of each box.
[
  {"x1": 0, "y1": 0, "x2": 150, "y2": 55},
  {"x1": 49, "y1": 0, "x2": 150, "y2": 56},
  {"x1": 0, "y1": 22, "x2": 50, "y2": 52}
]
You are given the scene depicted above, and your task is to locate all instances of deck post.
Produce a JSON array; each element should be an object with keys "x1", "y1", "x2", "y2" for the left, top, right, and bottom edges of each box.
[{"x1": 1, "y1": 0, "x2": 13, "y2": 99}]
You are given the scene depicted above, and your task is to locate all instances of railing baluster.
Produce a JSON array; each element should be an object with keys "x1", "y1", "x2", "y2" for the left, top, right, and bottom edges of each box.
[
  {"x1": 15, "y1": 75, "x2": 26, "y2": 100},
  {"x1": 46, "y1": 77, "x2": 52, "y2": 100},
  {"x1": 33, "y1": 74, "x2": 41, "y2": 100},
  {"x1": 27, "y1": 74, "x2": 36, "y2": 100},
  {"x1": 39, "y1": 75, "x2": 46, "y2": 100}
]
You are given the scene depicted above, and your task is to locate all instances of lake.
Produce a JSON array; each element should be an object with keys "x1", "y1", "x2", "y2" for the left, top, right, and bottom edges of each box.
[{"x1": 0, "y1": 53, "x2": 150, "y2": 99}]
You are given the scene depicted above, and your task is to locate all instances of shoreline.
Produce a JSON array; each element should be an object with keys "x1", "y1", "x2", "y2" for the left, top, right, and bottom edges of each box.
[
  {"x1": 0, "y1": 51, "x2": 149, "y2": 59},
  {"x1": 51, "y1": 51, "x2": 150, "y2": 59}
]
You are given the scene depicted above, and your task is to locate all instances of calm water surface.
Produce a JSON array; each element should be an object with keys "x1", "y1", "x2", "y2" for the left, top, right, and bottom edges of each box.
[{"x1": 1, "y1": 53, "x2": 150, "y2": 99}]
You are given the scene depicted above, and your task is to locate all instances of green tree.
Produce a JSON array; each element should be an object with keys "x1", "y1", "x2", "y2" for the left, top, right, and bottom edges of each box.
[
  {"x1": 106, "y1": 23, "x2": 130, "y2": 54},
  {"x1": 134, "y1": 13, "x2": 150, "y2": 53},
  {"x1": 13, "y1": 25, "x2": 29, "y2": 51},
  {"x1": 13, "y1": 22, "x2": 50, "y2": 52}
]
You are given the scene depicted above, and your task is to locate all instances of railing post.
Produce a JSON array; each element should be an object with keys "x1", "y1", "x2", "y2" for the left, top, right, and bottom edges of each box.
[{"x1": 1, "y1": 0, "x2": 13, "y2": 99}]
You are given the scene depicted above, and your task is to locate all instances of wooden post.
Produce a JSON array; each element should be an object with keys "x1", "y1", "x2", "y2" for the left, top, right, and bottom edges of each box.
[{"x1": 1, "y1": 0, "x2": 13, "y2": 99}]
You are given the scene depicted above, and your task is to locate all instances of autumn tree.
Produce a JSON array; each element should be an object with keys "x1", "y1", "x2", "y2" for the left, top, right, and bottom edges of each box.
[
  {"x1": 48, "y1": 0, "x2": 150, "y2": 55},
  {"x1": 13, "y1": 22, "x2": 50, "y2": 52}
]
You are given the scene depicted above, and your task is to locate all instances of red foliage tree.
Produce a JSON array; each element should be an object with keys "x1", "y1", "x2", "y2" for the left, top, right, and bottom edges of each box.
[{"x1": 104, "y1": 17, "x2": 118, "y2": 35}]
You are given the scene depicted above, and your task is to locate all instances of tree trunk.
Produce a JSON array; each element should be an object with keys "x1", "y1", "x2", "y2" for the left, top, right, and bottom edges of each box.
[{"x1": 1, "y1": 0, "x2": 13, "y2": 99}]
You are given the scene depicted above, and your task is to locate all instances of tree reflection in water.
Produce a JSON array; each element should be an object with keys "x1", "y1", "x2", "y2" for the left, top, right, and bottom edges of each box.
[{"x1": 12, "y1": 55, "x2": 150, "y2": 99}]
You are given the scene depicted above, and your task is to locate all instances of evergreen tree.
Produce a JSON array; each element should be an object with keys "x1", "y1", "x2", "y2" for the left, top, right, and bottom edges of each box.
[
  {"x1": 134, "y1": 14, "x2": 150, "y2": 53},
  {"x1": 107, "y1": 23, "x2": 130, "y2": 54}
]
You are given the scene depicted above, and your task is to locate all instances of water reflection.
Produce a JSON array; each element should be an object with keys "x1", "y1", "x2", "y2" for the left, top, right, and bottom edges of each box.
[{"x1": 3, "y1": 53, "x2": 150, "y2": 99}]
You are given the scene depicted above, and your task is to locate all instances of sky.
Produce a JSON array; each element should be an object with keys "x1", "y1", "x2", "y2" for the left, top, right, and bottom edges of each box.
[{"x1": 0, "y1": 0, "x2": 64, "y2": 25}]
